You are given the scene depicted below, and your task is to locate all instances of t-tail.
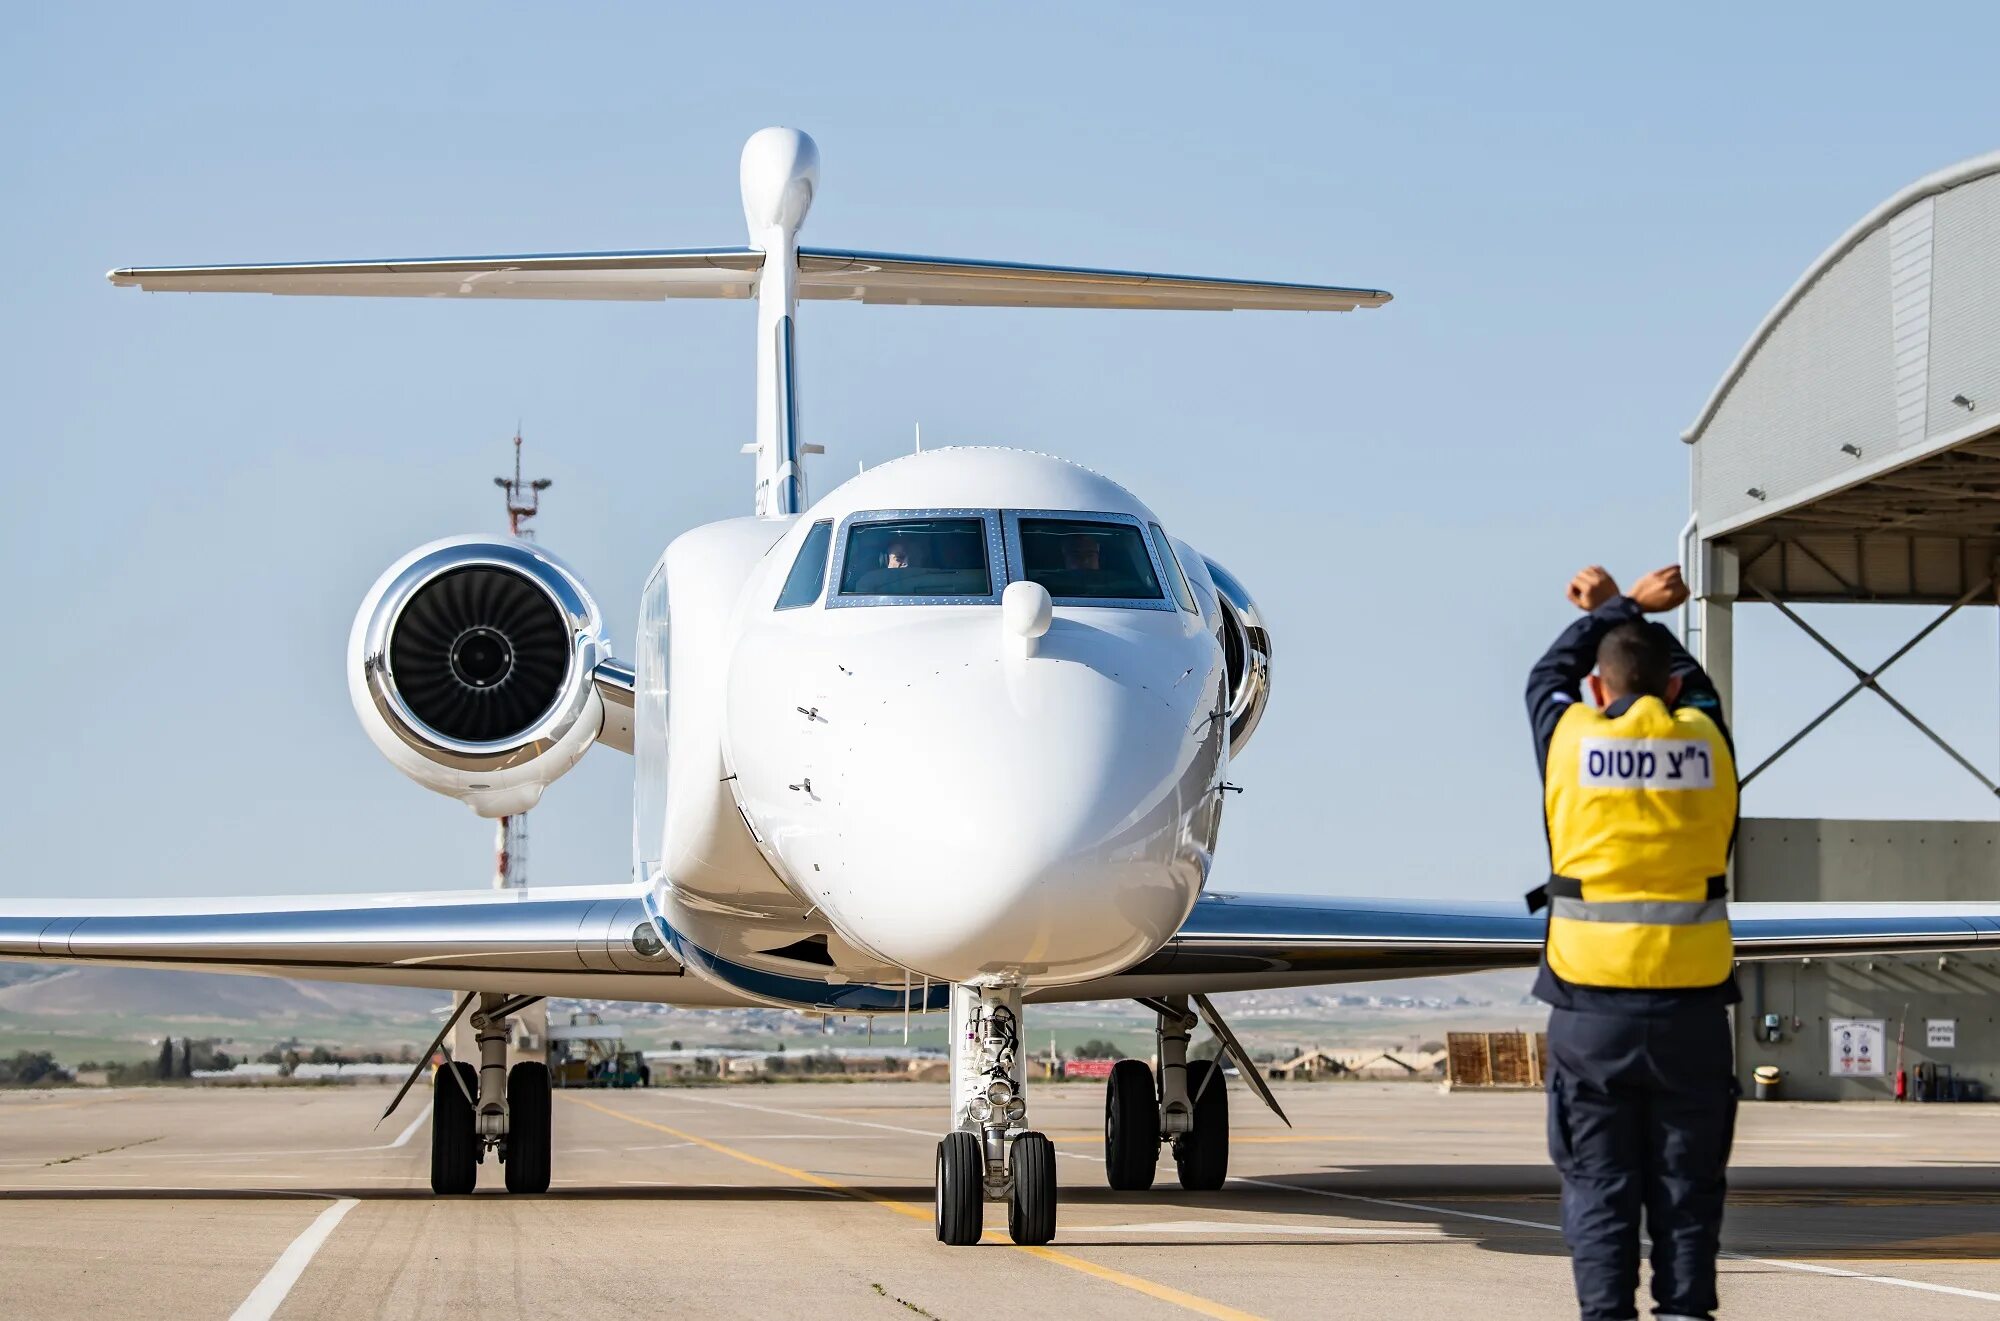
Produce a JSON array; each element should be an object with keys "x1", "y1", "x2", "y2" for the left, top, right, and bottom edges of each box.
[{"x1": 109, "y1": 127, "x2": 1393, "y2": 516}]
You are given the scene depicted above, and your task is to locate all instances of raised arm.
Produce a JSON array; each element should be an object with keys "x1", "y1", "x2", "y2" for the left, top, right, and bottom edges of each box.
[
  {"x1": 1525, "y1": 581, "x2": 1643, "y2": 771},
  {"x1": 1526, "y1": 564, "x2": 1720, "y2": 768}
]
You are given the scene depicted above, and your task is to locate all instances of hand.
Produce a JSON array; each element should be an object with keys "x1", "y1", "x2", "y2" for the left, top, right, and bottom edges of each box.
[
  {"x1": 1628, "y1": 565, "x2": 1690, "y2": 613},
  {"x1": 1567, "y1": 566, "x2": 1618, "y2": 611}
]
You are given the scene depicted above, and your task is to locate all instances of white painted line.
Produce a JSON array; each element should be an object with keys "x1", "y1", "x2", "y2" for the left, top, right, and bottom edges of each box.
[
  {"x1": 5, "y1": 1103, "x2": 440, "y2": 1169},
  {"x1": 1739, "y1": 1131, "x2": 1913, "y2": 1139},
  {"x1": 1232, "y1": 1176, "x2": 2000, "y2": 1304},
  {"x1": 0, "y1": 1184, "x2": 331, "y2": 1196},
  {"x1": 228, "y1": 1197, "x2": 357, "y2": 1321},
  {"x1": 387, "y1": 1103, "x2": 431, "y2": 1150},
  {"x1": 1086, "y1": 1219, "x2": 1446, "y2": 1237}
]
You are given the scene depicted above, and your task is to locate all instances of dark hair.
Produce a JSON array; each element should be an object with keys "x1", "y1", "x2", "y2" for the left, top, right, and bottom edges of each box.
[{"x1": 1596, "y1": 622, "x2": 1672, "y2": 699}]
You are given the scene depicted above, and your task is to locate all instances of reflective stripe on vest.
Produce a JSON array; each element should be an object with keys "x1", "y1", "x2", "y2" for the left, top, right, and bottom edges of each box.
[
  {"x1": 1541, "y1": 695, "x2": 1738, "y2": 990},
  {"x1": 1548, "y1": 896, "x2": 1729, "y2": 925}
]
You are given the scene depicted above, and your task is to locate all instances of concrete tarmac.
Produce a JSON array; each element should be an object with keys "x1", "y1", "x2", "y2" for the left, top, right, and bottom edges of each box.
[{"x1": 1, "y1": 1081, "x2": 1996, "y2": 1318}]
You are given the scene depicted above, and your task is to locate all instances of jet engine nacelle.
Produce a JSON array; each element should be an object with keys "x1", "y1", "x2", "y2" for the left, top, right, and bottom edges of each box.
[
  {"x1": 348, "y1": 535, "x2": 614, "y2": 818},
  {"x1": 1202, "y1": 557, "x2": 1272, "y2": 759}
]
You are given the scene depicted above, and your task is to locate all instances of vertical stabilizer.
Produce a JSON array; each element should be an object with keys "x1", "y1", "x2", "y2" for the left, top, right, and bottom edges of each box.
[{"x1": 740, "y1": 128, "x2": 820, "y2": 517}]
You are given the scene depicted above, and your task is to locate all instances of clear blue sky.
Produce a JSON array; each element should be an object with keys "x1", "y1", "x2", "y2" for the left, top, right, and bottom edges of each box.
[{"x1": 5, "y1": 4, "x2": 1998, "y2": 902}]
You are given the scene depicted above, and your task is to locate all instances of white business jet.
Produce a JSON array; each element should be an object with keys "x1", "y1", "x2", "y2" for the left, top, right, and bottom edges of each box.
[{"x1": 8, "y1": 129, "x2": 1998, "y2": 1246}]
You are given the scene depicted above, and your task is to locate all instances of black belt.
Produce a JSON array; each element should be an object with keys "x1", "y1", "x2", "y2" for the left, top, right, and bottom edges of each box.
[{"x1": 1525, "y1": 873, "x2": 1726, "y2": 914}]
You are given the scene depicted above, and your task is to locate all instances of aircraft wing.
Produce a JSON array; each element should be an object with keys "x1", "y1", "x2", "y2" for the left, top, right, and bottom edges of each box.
[
  {"x1": 0, "y1": 884, "x2": 745, "y2": 1005},
  {"x1": 1046, "y1": 891, "x2": 2000, "y2": 1001},
  {"x1": 108, "y1": 247, "x2": 1388, "y2": 311},
  {"x1": 11, "y1": 885, "x2": 1974, "y2": 1008}
]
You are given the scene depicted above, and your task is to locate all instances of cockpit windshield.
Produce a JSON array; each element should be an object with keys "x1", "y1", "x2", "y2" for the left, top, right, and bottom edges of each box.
[
  {"x1": 837, "y1": 517, "x2": 993, "y2": 598},
  {"x1": 1015, "y1": 517, "x2": 1163, "y2": 602}
]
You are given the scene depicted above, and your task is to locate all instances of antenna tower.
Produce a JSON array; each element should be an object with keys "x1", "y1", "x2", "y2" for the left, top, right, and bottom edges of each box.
[
  {"x1": 495, "y1": 428, "x2": 553, "y2": 541},
  {"x1": 492, "y1": 430, "x2": 551, "y2": 888}
]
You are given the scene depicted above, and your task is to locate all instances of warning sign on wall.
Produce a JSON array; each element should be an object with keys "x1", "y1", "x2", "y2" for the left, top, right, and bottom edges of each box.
[
  {"x1": 1829, "y1": 1018, "x2": 1886, "y2": 1077},
  {"x1": 1926, "y1": 1019, "x2": 1956, "y2": 1050}
]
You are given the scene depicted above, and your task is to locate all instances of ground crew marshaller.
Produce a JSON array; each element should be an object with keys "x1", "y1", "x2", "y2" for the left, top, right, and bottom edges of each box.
[{"x1": 1526, "y1": 564, "x2": 1739, "y2": 1321}]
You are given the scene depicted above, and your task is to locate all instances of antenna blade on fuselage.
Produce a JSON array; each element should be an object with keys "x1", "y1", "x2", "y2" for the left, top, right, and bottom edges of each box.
[
  {"x1": 796, "y1": 248, "x2": 1391, "y2": 312},
  {"x1": 107, "y1": 248, "x2": 764, "y2": 301}
]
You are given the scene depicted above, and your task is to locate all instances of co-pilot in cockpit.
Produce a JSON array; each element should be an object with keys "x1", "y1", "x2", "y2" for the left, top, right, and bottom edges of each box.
[{"x1": 841, "y1": 518, "x2": 992, "y2": 598}]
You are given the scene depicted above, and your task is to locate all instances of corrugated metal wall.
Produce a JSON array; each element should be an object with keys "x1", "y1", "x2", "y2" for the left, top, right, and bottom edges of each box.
[
  {"x1": 1928, "y1": 172, "x2": 2000, "y2": 441},
  {"x1": 1695, "y1": 228, "x2": 1895, "y2": 526},
  {"x1": 1694, "y1": 168, "x2": 2000, "y2": 537}
]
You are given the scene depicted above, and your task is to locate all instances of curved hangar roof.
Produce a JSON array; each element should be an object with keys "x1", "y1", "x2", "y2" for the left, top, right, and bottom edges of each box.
[{"x1": 1687, "y1": 150, "x2": 2000, "y2": 603}]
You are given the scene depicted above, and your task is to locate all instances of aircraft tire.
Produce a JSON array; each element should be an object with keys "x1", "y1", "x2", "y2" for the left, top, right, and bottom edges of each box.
[
  {"x1": 431, "y1": 1062, "x2": 479, "y2": 1195},
  {"x1": 1174, "y1": 1058, "x2": 1229, "y2": 1191},
  {"x1": 1104, "y1": 1058, "x2": 1160, "y2": 1191},
  {"x1": 504, "y1": 1061, "x2": 552, "y2": 1194},
  {"x1": 934, "y1": 1131, "x2": 984, "y2": 1245},
  {"x1": 1007, "y1": 1132, "x2": 1057, "y2": 1245}
]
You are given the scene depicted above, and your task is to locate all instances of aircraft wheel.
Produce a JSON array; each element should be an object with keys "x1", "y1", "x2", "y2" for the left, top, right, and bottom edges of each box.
[
  {"x1": 1007, "y1": 1131, "x2": 1057, "y2": 1245},
  {"x1": 934, "y1": 1131, "x2": 984, "y2": 1245},
  {"x1": 430, "y1": 1062, "x2": 479, "y2": 1195},
  {"x1": 1174, "y1": 1058, "x2": 1229, "y2": 1191},
  {"x1": 1104, "y1": 1058, "x2": 1160, "y2": 1191},
  {"x1": 504, "y1": 1061, "x2": 552, "y2": 1194}
]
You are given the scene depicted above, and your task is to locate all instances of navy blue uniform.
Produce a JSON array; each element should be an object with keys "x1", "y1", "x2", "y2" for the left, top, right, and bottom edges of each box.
[{"x1": 1525, "y1": 597, "x2": 1741, "y2": 1321}]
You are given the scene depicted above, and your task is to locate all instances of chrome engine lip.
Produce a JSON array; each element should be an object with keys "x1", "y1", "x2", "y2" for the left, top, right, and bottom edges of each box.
[
  {"x1": 1202, "y1": 555, "x2": 1272, "y2": 760},
  {"x1": 358, "y1": 537, "x2": 610, "y2": 773}
]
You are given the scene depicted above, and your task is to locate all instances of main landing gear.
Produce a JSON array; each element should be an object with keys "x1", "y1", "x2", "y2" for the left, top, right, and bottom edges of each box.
[
  {"x1": 429, "y1": 991, "x2": 551, "y2": 1195},
  {"x1": 934, "y1": 983, "x2": 1056, "y2": 1246},
  {"x1": 1104, "y1": 994, "x2": 1233, "y2": 1192}
]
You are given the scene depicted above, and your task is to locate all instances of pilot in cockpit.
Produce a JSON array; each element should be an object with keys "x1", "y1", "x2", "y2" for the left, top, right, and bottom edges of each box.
[
  {"x1": 1060, "y1": 534, "x2": 1101, "y2": 573},
  {"x1": 884, "y1": 536, "x2": 923, "y2": 571}
]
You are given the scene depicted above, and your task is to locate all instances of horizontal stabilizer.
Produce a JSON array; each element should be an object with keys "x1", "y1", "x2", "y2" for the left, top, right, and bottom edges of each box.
[
  {"x1": 106, "y1": 248, "x2": 764, "y2": 301},
  {"x1": 109, "y1": 245, "x2": 1390, "y2": 311},
  {"x1": 796, "y1": 249, "x2": 1389, "y2": 311}
]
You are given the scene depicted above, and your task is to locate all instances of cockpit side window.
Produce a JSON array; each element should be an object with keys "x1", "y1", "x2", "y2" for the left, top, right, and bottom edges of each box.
[
  {"x1": 1014, "y1": 517, "x2": 1164, "y2": 603},
  {"x1": 775, "y1": 520, "x2": 833, "y2": 610},
  {"x1": 836, "y1": 517, "x2": 993, "y2": 599},
  {"x1": 1150, "y1": 523, "x2": 1198, "y2": 613}
]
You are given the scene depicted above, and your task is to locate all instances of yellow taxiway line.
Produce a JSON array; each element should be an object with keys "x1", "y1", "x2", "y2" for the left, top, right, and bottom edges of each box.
[{"x1": 564, "y1": 1094, "x2": 1268, "y2": 1321}]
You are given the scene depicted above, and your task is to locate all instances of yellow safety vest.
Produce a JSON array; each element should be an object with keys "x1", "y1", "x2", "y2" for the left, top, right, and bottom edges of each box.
[{"x1": 1541, "y1": 695, "x2": 1738, "y2": 990}]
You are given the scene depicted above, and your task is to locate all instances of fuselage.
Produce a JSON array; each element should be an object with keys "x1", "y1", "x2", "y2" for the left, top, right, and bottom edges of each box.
[{"x1": 638, "y1": 447, "x2": 1234, "y2": 1006}]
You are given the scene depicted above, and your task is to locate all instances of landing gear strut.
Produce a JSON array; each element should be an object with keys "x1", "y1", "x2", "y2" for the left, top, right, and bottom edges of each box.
[
  {"x1": 1103, "y1": 994, "x2": 1232, "y2": 1192},
  {"x1": 427, "y1": 991, "x2": 549, "y2": 1195},
  {"x1": 934, "y1": 983, "x2": 1055, "y2": 1245}
]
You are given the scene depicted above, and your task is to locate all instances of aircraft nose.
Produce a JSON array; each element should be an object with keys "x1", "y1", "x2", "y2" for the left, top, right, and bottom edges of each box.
[{"x1": 814, "y1": 647, "x2": 1219, "y2": 984}]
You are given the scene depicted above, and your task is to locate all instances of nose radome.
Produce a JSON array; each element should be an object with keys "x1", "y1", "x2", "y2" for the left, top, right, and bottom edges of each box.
[{"x1": 811, "y1": 655, "x2": 1209, "y2": 984}]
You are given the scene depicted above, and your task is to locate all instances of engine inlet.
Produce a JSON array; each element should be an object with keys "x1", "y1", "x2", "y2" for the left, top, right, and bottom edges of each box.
[{"x1": 389, "y1": 567, "x2": 569, "y2": 743}]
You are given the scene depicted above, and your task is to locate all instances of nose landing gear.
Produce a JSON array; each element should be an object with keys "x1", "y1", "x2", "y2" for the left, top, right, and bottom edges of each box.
[{"x1": 933, "y1": 983, "x2": 1056, "y2": 1246}]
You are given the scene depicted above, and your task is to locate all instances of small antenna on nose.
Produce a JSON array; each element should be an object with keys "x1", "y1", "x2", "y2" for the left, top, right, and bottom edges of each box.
[{"x1": 913, "y1": 422, "x2": 922, "y2": 454}]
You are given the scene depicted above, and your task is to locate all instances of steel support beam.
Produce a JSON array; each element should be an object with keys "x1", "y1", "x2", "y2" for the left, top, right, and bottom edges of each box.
[{"x1": 1741, "y1": 578, "x2": 1996, "y2": 794}]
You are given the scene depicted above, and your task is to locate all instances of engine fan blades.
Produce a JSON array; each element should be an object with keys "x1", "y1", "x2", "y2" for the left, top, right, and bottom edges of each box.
[{"x1": 388, "y1": 567, "x2": 570, "y2": 744}]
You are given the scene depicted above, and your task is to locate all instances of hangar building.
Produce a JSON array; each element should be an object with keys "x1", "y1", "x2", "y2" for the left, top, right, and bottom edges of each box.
[
  {"x1": 1684, "y1": 150, "x2": 2000, "y2": 1101},
  {"x1": 1696, "y1": 144, "x2": 2000, "y2": 1096}
]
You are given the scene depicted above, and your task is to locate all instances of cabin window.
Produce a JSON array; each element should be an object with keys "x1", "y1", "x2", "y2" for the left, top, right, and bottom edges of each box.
[
  {"x1": 1006, "y1": 514, "x2": 1169, "y2": 608},
  {"x1": 1150, "y1": 523, "x2": 1198, "y2": 613},
  {"x1": 832, "y1": 515, "x2": 997, "y2": 603},
  {"x1": 775, "y1": 520, "x2": 833, "y2": 609}
]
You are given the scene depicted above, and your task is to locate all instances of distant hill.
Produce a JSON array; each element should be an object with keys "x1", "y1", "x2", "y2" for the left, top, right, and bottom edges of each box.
[{"x1": 0, "y1": 964, "x2": 442, "y2": 1019}]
